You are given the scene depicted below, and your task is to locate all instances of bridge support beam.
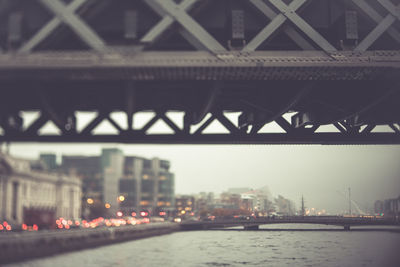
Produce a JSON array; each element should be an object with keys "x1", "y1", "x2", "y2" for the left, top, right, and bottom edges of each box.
[
  {"x1": 244, "y1": 225, "x2": 259, "y2": 230},
  {"x1": 344, "y1": 225, "x2": 351, "y2": 231}
]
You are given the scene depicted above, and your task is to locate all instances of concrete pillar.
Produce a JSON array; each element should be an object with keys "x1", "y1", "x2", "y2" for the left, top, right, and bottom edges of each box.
[
  {"x1": 55, "y1": 178, "x2": 63, "y2": 218},
  {"x1": 1, "y1": 178, "x2": 8, "y2": 220}
]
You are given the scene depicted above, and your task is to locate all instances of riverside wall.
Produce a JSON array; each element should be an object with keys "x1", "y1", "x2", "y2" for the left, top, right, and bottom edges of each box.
[{"x1": 0, "y1": 222, "x2": 179, "y2": 264}]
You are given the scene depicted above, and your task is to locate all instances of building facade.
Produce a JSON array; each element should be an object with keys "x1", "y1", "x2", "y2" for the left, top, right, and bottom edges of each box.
[
  {"x1": 0, "y1": 153, "x2": 81, "y2": 228},
  {"x1": 102, "y1": 148, "x2": 124, "y2": 215},
  {"x1": 60, "y1": 149, "x2": 175, "y2": 218},
  {"x1": 120, "y1": 156, "x2": 175, "y2": 216},
  {"x1": 175, "y1": 195, "x2": 195, "y2": 218},
  {"x1": 375, "y1": 196, "x2": 400, "y2": 217}
]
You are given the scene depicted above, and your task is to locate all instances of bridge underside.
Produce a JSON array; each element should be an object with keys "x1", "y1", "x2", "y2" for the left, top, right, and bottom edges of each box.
[
  {"x1": 1, "y1": 51, "x2": 400, "y2": 144},
  {"x1": 0, "y1": 0, "x2": 399, "y2": 144}
]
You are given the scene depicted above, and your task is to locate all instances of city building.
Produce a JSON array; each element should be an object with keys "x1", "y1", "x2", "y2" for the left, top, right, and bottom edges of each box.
[
  {"x1": 375, "y1": 196, "x2": 400, "y2": 217},
  {"x1": 274, "y1": 195, "x2": 296, "y2": 215},
  {"x1": 60, "y1": 149, "x2": 175, "y2": 218},
  {"x1": 374, "y1": 200, "x2": 384, "y2": 215},
  {"x1": 120, "y1": 156, "x2": 175, "y2": 216},
  {"x1": 384, "y1": 196, "x2": 400, "y2": 216},
  {"x1": 0, "y1": 153, "x2": 81, "y2": 228},
  {"x1": 220, "y1": 192, "x2": 242, "y2": 209},
  {"x1": 239, "y1": 187, "x2": 274, "y2": 215},
  {"x1": 175, "y1": 195, "x2": 195, "y2": 218},
  {"x1": 194, "y1": 192, "x2": 215, "y2": 218},
  {"x1": 102, "y1": 148, "x2": 124, "y2": 215},
  {"x1": 39, "y1": 153, "x2": 57, "y2": 171}
]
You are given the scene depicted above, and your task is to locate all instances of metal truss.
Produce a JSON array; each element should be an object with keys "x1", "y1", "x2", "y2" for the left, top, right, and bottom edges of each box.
[
  {"x1": 18, "y1": 0, "x2": 106, "y2": 53},
  {"x1": 1, "y1": 109, "x2": 399, "y2": 144},
  {"x1": 0, "y1": 0, "x2": 399, "y2": 144},
  {"x1": 142, "y1": 0, "x2": 226, "y2": 51},
  {"x1": 245, "y1": 0, "x2": 336, "y2": 52},
  {"x1": 0, "y1": 0, "x2": 399, "y2": 53},
  {"x1": 0, "y1": 77, "x2": 399, "y2": 144},
  {"x1": 351, "y1": 0, "x2": 400, "y2": 52}
]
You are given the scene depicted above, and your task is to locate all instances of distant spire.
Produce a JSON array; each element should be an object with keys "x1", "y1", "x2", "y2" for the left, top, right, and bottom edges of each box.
[
  {"x1": 301, "y1": 195, "x2": 305, "y2": 216},
  {"x1": 348, "y1": 187, "x2": 351, "y2": 215}
]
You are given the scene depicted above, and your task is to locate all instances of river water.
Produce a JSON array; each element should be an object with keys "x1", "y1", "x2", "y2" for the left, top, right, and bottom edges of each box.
[{"x1": 6, "y1": 224, "x2": 400, "y2": 267}]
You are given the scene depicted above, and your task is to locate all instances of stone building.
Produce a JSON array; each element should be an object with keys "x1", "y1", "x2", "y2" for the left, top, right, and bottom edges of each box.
[{"x1": 0, "y1": 153, "x2": 81, "y2": 228}]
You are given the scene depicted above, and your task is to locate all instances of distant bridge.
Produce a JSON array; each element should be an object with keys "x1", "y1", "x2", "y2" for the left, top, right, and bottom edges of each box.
[{"x1": 180, "y1": 216, "x2": 400, "y2": 230}]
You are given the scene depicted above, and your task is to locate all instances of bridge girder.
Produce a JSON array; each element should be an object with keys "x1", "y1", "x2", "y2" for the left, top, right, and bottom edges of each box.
[{"x1": 0, "y1": 0, "x2": 399, "y2": 144}]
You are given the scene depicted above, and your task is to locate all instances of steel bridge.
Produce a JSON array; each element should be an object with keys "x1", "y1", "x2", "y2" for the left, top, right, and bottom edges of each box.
[
  {"x1": 0, "y1": 0, "x2": 399, "y2": 144},
  {"x1": 180, "y1": 216, "x2": 400, "y2": 230}
]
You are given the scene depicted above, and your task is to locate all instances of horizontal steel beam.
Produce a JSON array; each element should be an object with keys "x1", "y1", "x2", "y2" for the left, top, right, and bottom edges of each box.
[
  {"x1": 1, "y1": 133, "x2": 400, "y2": 145},
  {"x1": 0, "y1": 51, "x2": 398, "y2": 81}
]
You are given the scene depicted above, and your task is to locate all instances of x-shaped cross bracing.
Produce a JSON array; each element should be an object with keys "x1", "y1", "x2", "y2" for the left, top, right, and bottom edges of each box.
[
  {"x1": 248, "y1": 0, "x2": 315, "y2": 50},
  {"x1": 143, "y1": 0, "x2": 226, "y2": 52},
  {"x1": 245, "y1": 0, "x2": 337, "y2": 52},
  {"x1": 352, "y1": 0, "x2": 400, "y2": 52},
  {"x1": 19, "y1": 0, "x2": 106, "y2": 53},
  {"x1": 141, "y1": 0, "x2": 200, "y2": 49},
  {"x1": 10, "y1": 0, "x2": 400, "y2": 54}
]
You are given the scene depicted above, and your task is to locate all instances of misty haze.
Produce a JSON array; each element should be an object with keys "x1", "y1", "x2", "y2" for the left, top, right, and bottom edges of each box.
[{"x1": 7, "y1": 143, "x2": 400, "y2": 215}]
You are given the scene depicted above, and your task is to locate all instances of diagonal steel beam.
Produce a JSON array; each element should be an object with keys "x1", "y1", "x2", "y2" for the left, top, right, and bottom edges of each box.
[
  {"x1": 141, "y1": 0, "x2": 197, "y2": 44},
  {"x1": 19, "y1": 0, "x2": 87, "y2": 53},
  {"x1": 361, "y1": 124, "x2": 376, "y2": 134},
  {"x1": 25, "y1": 114, "x2": 49, "y2": 135},
  {"x1": 193, "y1": 114, "x2": 215, "y2": 135},
  {"x1": 159, "y1": 113, "x2": 182, "y2": 134},
  {"x1": 333, "y1": 122, "x2": 347, "y2": 133},
  {"x1": 146, "y1": 0, "x2": 226, "y2": 52},
  {"x1": 140, "y1": 114, "x2": 160, "y2": 133},
  {"x1": 244, "y1": 0, "x2": 308, "y2": 51},
  {"x1": 267, "y1": 0, "x2": 337, "y2": 52},
  {"x1": 107, "y1": 115, "x2": 123, "y2": 133},
  {"x1": 143, "y1": 0, "x2": 208, "y2": 50},
  {"x1": 389, "y1": 124, "x2": 400, "y2": 133},
  {"x1": 355, "y1": 2, "x2": 400, "y2": 52},
  {"x1": 81, "y1": 112, "x2": 108, "y2": 135},
  {"x1": 378, "y1": 0, "x2": 400, "y2": 20},
  {"x1": 214, "y1": 112, "x2": 240, "y2": 134},
  {"x1": 275, "y1": 116, "x2": 293, "y2": 133},
  {"x1": 143, "y1": 0, "x2": 209, "y2": 51},
  {"x1": 350, "y1": 0, "x2": 400, "y2": 44},
  {"x1": 37, "y1": 0, "x2": 106, "y2": 52},
  {"x1": 247, "y1": 0, "x2": 315, "y2": 50}
]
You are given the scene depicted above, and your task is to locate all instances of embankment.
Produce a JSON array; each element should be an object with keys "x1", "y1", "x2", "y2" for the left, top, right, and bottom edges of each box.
[{"x1": 0, "y1": 222, "x2": 179, "y2": 264}]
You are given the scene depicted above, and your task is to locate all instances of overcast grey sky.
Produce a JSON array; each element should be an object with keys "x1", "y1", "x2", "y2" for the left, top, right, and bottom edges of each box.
[{"x1": 8, "y1": 143, "x2": 400, "y2": 214}]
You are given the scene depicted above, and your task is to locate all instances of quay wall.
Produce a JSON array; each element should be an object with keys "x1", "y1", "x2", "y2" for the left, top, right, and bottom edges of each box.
[{"x1": 0, "y1": 222, "x2": 179, "y2": 264}]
